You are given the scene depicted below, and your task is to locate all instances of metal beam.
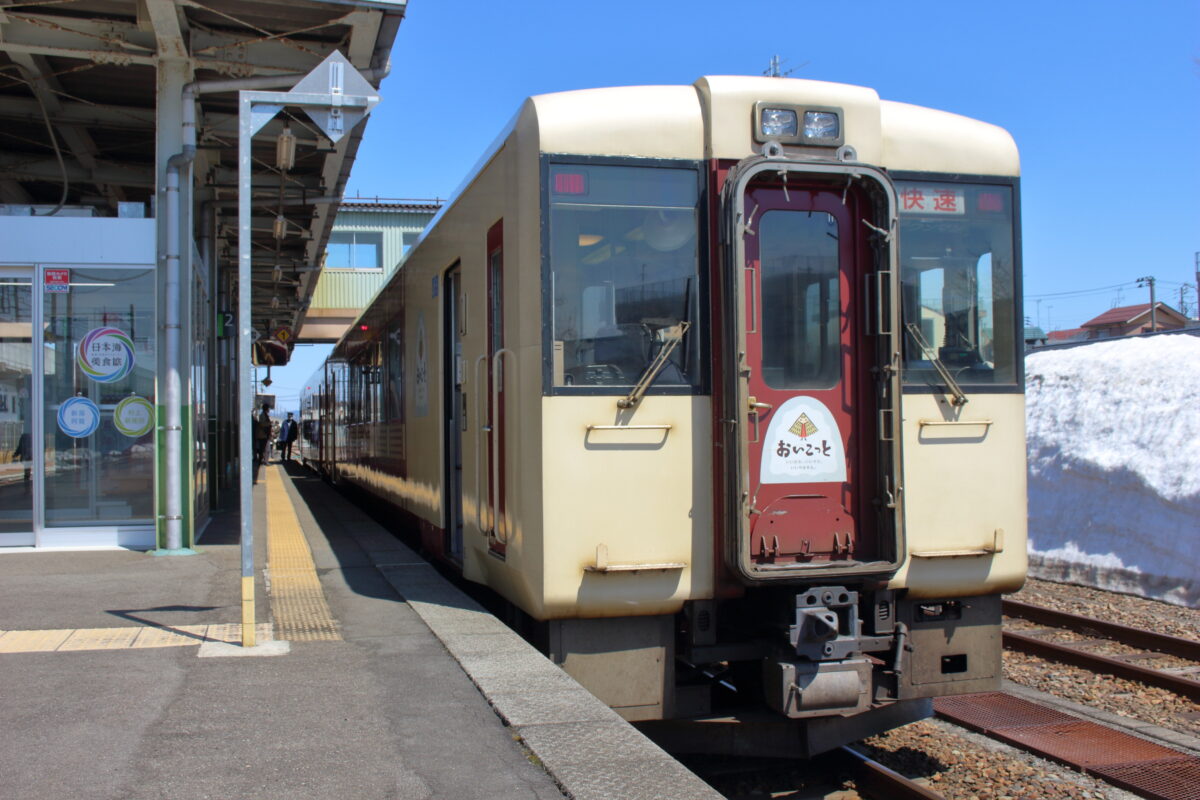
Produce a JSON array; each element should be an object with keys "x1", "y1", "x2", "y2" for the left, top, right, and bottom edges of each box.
[
  {"x1": 0, "y1": 152, "x2": 154, "y2": 188},
  {"x1": 6, "y1": 51, "x2": 126, "y2": 204},
  {"x1": 0, "y1": 96, "x2": 158, "y2": 130},
  {"x1": 0, "y1": 12, "x2": 158, "y2": 67},
  {"x1": 342, "y1": 9, "x2": 383, "y2": 67},
  {"x1": 0, "y1": 10, "x2": 357, "y2": 76},
  {"x1": 144, "y1": 0, "x2": 188, "y2": 61},
  {"x1": 0, "y1": 180, "x2": 33, "y2": 204}
]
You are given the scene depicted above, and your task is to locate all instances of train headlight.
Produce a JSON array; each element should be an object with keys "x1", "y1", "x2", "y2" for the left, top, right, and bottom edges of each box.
[
  {"x1": 760, "y1": 107, "x2": 798, "y2": 138},
  {"x1": 754, "y1": 102, "x2": 844, "y2": 147},
  {"x1": 803, "y1": 111, "x2": 840, "y2": 141}
]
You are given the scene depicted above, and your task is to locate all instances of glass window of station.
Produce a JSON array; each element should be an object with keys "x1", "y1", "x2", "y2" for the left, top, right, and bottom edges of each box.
[
  {"x1": 546, "y1": 162, "x2": 701, "y2": 391},
  {"x1": 896, "y1": 181, "x2": 1019, "y2": 388},
  {"x1": 325, "y1": 231, "x2": 383, "y2": 270}
]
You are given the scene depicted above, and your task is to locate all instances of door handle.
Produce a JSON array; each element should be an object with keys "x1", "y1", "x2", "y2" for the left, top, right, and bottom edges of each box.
[{"x1": 747, "y1": 396, "x2": 772, "y2": 443}]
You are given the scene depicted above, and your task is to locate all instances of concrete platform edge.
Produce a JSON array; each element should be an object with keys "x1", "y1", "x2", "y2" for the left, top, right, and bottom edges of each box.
[{"x1": 281, "y1": 474, "x2": 723, "y2": 799}]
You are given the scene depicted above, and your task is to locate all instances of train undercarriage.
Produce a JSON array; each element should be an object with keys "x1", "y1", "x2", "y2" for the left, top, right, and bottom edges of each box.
[{"x1": 542, "y1": 586, "x2": 1002, "y2": 757}]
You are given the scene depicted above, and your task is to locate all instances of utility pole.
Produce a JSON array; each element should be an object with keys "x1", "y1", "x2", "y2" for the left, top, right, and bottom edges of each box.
[
  {"x1": 1195, "y1": 252, "x2": 1199, "y2": 320},
  {"x1": 1137, "y1": 276, "x2": 1157, "y2": 331}
]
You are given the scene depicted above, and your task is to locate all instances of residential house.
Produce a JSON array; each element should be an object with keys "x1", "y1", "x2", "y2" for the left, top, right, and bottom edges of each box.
[{"x1": 1079, "y1": 303, "x2": 1189, "y2": 339}]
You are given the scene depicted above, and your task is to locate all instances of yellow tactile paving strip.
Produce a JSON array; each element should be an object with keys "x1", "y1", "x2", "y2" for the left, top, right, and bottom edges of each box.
[
  {"x1": 0, "y1": 465, "x2": 337, "y2": 654},
  {"x1": 0, "y1": 623, "x2": 273, "y2": 654},
  {"x1": 265, "y1": 465, "x2": 341, "y2": 642}
]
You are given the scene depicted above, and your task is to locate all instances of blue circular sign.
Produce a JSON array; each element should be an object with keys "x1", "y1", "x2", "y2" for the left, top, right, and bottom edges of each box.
[{"x1": 58, "y1": 396, "x2": 100, "y2": 438}]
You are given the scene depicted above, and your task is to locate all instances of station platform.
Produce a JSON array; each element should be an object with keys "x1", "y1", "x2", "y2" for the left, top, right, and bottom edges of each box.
[{"x1": 0, "y1": 462, "x2": 721, "y2": 800}]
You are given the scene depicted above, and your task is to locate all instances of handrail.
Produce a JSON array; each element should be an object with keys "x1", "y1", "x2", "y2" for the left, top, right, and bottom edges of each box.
[
  {"x1": 917, "y1": 418, "x2": 993, "y2": 428},
  {"x1": 491, "y1": 348, "x2": 516, "y2": 544},
  {"x1": 473, "y1": 354, "x2": 490, "y2": 535},
  {"x1": 911, "y1": 529, "x2": 1004, "y2": 558},
  {"x1": 586, "y1": 423, "x2": 673, "y2": 432},
  {"x1": 584, "y1": 544, "x2": 687, "y2": 574}
]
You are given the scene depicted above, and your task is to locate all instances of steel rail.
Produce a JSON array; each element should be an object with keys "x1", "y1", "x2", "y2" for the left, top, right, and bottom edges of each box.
[
  {"x1": 835, "y1": 746, "x2": 946, "y2": 800},
  {"x1": 1003, "y1": 630, "x2": 1200, "y2": 702},
  {"x1": 1003, "y1": 599, "x2": 1200, "y2": 660}
]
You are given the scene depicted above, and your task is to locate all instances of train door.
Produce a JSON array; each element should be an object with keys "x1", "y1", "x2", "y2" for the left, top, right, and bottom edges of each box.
[
  {"x1": 484, "y1": 221, "x2": 507, "y2": 556},
  {"x1": 724, "y1": 161, "x2": 902, "y2": 579},
  {"x1": 442, "y1": 264, "x2": 465, "y2": 562},
  {"x1": 324, "y1": 362, "x2": 339, "y2": 483}
]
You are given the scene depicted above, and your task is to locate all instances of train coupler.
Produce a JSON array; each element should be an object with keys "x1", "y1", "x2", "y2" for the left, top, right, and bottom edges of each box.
[{"x1": 763, "y1": 657, "x2": 872, "y2": 718}]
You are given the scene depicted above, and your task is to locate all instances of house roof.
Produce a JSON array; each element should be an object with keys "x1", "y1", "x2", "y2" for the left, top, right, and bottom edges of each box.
[
  {"x1": 1047, "y1": 328, "x2": 1087, "y2": 341},
  {"x1": 339, "y1": 198, "x2": 443, "y2": 213},
  {"x1": 1081, "y1": 302, "x2": 1186, "y2": 328}
]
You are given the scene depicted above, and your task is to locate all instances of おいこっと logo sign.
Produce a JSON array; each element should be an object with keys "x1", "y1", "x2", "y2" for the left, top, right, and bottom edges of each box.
[
  {"x1": 759, "y1": 396, "x2": 847, "y2": 485},
  {"x1": 78, "y1": 327, "x2": 135, "y2": 383},
  {"x1": 58, "y1": 396, "x2": 100, "y2": 438},
  {"x1": 114, "y1": 395, "x2": 154, "y2": 437}
]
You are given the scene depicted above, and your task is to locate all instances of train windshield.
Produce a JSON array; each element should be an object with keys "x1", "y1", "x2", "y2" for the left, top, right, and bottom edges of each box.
[
  {"x1": 547, "y1": 163, "x2": 701, "y2": 389},
  {"x1": 897, "y1": 181, "x2": 1019, "y2": 388}
]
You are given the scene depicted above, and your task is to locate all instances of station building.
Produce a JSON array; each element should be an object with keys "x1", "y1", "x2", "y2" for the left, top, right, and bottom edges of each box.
[
  {"x1": 301, "y1": 198, "x2": 440, "y2": 343},
  {"x1": 0, "y1": 0, "x2": 407, "y2": 551}
]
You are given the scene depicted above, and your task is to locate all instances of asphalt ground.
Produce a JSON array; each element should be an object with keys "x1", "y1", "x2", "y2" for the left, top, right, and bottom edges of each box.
[{"x1": 0, "y1": 461, "x2": 722, "y2": 800}]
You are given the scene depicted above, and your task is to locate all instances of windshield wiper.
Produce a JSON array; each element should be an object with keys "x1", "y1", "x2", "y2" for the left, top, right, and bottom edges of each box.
[
  {"x1": 618, "y1": 321, "x2": 691, "y2": 409},
  {"x1": 904, "y1": 322, "x2": 968, "y2": 407}
]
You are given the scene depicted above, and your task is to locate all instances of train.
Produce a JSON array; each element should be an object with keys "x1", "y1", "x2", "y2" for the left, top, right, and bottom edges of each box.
[{"x1": 299, "y1": 75, "x2": 1026, "y2": 756}]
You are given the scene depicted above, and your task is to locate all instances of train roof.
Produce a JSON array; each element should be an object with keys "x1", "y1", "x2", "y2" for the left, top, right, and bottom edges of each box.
[
  {"x1": 330, "y1": 76, "x2": 1019, "y2": 359},
  {"x1": 524, "y1": 76, "x2": 1019, "y2": 177}
]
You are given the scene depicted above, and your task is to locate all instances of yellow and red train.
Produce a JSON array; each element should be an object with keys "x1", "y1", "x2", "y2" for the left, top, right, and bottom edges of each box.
[{"x1": 300, "y1": 75, "x2": 1026, "y2": 754}]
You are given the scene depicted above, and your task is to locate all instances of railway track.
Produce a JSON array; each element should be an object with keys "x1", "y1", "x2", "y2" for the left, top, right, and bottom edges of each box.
[
  {"x1": 834, "y1": 746, "x2": 946, "y2": 799},
  {"x1": 684, "y1": 746, "x2": 946, "y2": 799},
  {"x1": 935, "y1": 691, "x2": 1200, "y2": 800},
  {"x1": 1003, "y1": 598, "x2": 1200, "y2": 702},
  {"x1": 918, "y1": 597, "x2": 1200, "y2": 800}
]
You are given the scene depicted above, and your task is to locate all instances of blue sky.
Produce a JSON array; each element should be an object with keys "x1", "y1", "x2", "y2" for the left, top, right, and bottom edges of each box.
[{"x1": 267, "y1": 0, "x2": 1199, "y2": 410}]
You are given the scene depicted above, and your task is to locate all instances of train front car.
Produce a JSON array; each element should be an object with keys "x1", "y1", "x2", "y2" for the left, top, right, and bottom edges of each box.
[
  {"x1": 523, "y1": 77, "x2": 1025, "y2": 753},
  {"x1": 316, "y1": 75, "x2": 1025, "y2": 757},
  {"x1": 681, "y1": 77, "x2": 1026, "y2": 754}
]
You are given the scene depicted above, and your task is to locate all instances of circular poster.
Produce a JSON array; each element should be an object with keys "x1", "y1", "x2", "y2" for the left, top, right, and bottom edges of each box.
[
  {"x1": 114, "y1": 395, "x2": 154, "y2": 437},
  {"x1": 58, "y1": 396, "x2": 100, "y2": 438},
  {"x1": 77, "y1": 326, "x2": 135, "y2": 383}
]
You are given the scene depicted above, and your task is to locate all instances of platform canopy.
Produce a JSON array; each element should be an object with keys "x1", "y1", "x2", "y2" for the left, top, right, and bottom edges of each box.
[{"x1": 0, "y1": 0, "x2": 405, "y2": 341}]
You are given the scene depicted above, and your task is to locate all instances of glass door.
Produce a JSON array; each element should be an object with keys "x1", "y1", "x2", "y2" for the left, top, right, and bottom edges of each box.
[
  {"x1": 0, "y1": 269, "x2": 34, "y2": 545},
  {"x1": 42, "y1": 267, "x2": 156, "y2": 532}
]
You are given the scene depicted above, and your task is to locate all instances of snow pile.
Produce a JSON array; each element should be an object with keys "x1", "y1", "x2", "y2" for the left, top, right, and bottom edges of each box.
[{"x1": 1025, "y1": 333, "x2": 1200, "y2": 608}]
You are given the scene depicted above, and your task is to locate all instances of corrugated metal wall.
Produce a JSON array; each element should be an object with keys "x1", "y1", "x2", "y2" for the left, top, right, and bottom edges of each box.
[{"x1": 310, "y1": 207, "x2": 436, "y2": 310}]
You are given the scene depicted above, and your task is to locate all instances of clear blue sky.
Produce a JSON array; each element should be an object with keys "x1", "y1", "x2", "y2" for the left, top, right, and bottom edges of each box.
[{"x1": 265, "y1": 0, "x2": 1199, "y2": 412}]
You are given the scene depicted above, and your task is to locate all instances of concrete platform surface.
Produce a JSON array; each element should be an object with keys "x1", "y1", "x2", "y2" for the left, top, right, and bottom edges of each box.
[{"x1": 0, "y1": 463, "x2": 723, "y2": 800}]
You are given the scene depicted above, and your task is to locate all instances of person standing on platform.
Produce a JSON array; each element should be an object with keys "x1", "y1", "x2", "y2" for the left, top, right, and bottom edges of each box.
[
  {"x1": 253, "y1": 404, "x2": 272, "y2": 469},
  {"x1": 279, "y1": 411, "x2": 299, "y2": 462}
]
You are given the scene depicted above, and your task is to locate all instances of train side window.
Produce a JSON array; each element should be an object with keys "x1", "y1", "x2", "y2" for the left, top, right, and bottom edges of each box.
[{"x1": 547, "y1": 163, "x2": 701, "y2": 391}]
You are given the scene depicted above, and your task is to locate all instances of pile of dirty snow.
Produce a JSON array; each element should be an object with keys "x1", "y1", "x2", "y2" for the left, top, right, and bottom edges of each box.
[{"x1": 1025, "y1": 333, "x2": 1200, "y2": 608}]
